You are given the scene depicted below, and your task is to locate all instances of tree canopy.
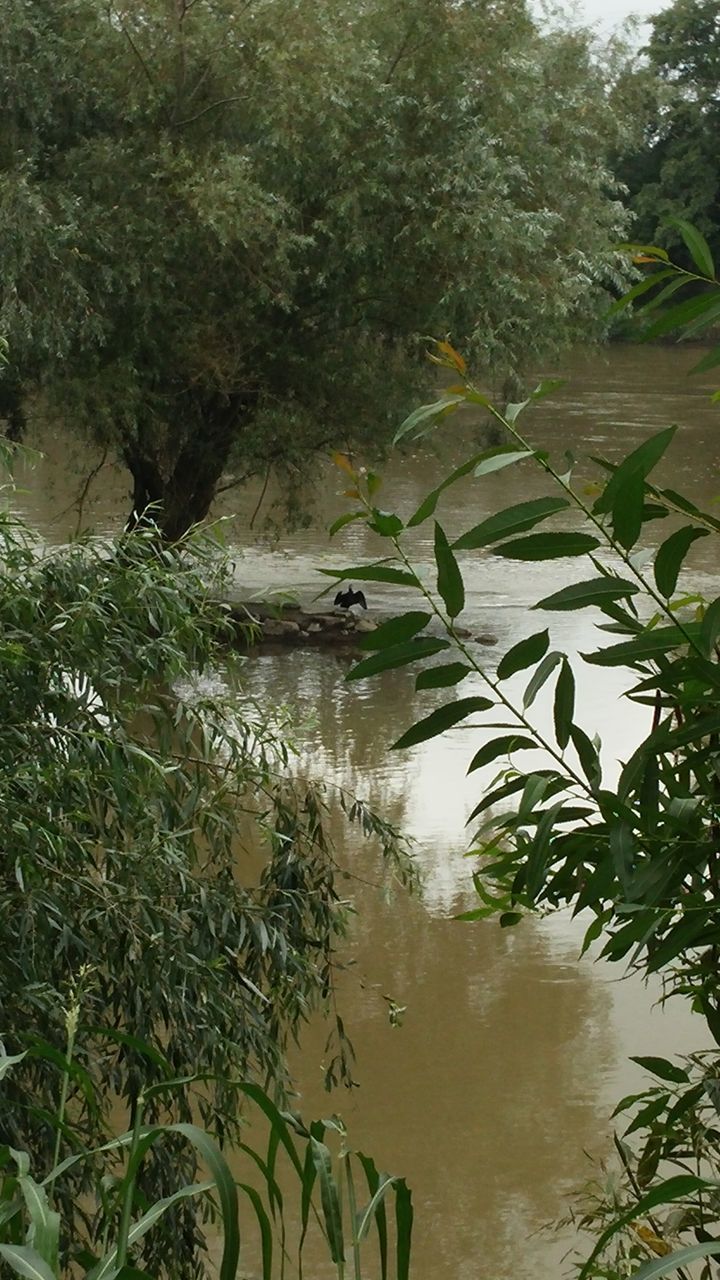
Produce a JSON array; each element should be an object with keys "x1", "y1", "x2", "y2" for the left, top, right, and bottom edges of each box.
[
  {"x1": 1, "y1": 0, "x2": 629, "y2": 537},
  {"x1": 617, "y1": 0, "x2": 720, "y2": 268}
]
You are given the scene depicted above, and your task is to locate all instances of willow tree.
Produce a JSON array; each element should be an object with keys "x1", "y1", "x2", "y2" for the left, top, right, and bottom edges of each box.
[
  {"x1": 1, "y1": 0, "x2": 629, "y2": 538},
  {"x1": 0, "y1": 468, "x2": 414, "y2": 1274}
]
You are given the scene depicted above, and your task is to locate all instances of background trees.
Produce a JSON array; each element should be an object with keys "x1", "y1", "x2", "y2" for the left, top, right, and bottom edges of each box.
[
  {"x1": 617, "y1": 0, "x2": 720, "y2": 268},
  {"x1": 0, "y1": 0, "x2": 629, "y2": 538}
]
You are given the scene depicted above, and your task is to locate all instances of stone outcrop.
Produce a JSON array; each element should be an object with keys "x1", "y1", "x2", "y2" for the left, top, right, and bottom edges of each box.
[
  {"x1": 224, "y1": 600, "x2": 497, "y2": 650},
  {"x1": 226, "y1": 601, "x2": 378, "y2": 648}
]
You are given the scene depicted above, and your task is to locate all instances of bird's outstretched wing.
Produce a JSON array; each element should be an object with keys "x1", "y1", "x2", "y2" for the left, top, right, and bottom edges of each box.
[
  {"x1": 356, "y1": 590, "x2": 367, "y2": 609},
  {"x1": 334, "y1": 589, "x2": 344, "y2": 606}
]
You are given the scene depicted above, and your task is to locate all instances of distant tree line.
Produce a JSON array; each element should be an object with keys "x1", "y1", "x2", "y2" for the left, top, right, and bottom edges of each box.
[{"x1": 617, "y1": 0, "x2": 720, "y2": 272}]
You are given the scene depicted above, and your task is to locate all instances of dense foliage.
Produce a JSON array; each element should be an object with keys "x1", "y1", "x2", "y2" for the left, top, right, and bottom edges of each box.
[
  {"x1": 0, "y1": 0, "x2": 629, "y2": 536},
  {"x1": 617, "y1": 0, "x2": 720, "y2": 270},
  {"x1": 0, "y1": 457, "x2": 413, "y2": 1276},
  {"x1": 0, "y1": 1043, "x2": 413, "y2": 1280},
  {"x1": 328, "y1": 225, "x2": 720, "y2": 1277}
]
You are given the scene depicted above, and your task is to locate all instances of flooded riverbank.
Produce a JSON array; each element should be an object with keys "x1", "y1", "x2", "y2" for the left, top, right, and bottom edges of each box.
[{"x1": 11, "y1": 343, "x2": 719, "y2": 1277}]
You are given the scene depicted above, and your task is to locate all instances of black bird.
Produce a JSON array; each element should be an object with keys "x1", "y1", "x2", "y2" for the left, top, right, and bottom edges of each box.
[{"x1": 334, "y1": 585, "x2": 367, "y2": 610}]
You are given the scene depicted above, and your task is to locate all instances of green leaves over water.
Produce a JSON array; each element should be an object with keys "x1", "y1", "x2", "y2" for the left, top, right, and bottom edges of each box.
[
  {"x1": 434, "y1": 522, "x2": 464, "y2": 618},
  {"x1": 393, "y1": 698, "x2": 494, "y2": 750},
  {"x1": 453, "y1": 497, "x2": 569, "y2": 551}
]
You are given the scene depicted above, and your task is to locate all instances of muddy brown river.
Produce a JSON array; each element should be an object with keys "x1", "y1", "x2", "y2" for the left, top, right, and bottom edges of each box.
[{"x1": 11, "y1": 345, "x2": 720, "y2": 1278}]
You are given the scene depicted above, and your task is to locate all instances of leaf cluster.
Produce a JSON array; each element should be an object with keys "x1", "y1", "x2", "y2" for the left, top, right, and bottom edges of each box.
[
  {"x1": 0, "y1": 484, "x2": 414, "y2": 1276},
  {"x1": 328, "y1": 297, "x2": 720, "y2": 1277},
  {"x1": 0, "y1": 1047, "x2": 413, "y2": 1280}
]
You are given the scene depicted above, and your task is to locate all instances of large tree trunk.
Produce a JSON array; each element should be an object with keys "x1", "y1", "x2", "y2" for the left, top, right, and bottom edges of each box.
[{"x1": 123, "y1": 393, "x2": 256, "y2": 541}]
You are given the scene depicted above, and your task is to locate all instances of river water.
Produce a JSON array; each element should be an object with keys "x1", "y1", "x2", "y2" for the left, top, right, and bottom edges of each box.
[{"x1": 11, "y1": 344, "x2": 720, "y2": 1278}]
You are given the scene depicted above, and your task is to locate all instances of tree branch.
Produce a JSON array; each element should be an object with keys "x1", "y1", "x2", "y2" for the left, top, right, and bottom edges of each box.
[{"x1": 172, "y1": 95, "x2": 244, "y2": 128}]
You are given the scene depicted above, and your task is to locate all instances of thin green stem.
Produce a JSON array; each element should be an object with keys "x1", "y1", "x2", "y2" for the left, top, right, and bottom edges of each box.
[
  {"x1": 114, "y1": 1090, "x2": 146, "y2": 1271},
  {"x1": 390, "y1": 537, "x2": 593, "y2": 797},
  {"x1": 345, "y1": 1154, "x2": 362, "y2": 1280},
  {"x1": 476, "y1": 388, "x2": 705, "y2": 657},
  {"x1": 51, "y1": 977, "x2": 85, "y2": 1196}
]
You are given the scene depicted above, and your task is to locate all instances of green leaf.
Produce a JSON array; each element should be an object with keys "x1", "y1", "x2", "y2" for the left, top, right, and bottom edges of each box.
[
  {"x1": 615, "y1": 241, "x2": 670, "y2": 261},
  {"x1": 346, "y1": 637, "x2": 450, "y2": 681},
  {"x1": 657, "y1": 486, "x2": 720, "y2": 530},
  {"x1": 611, "y1": 469, "x2": 645, "y2": 550},
  {"x1": 169, "y1": 1124, "x2": 240, "y2": 1280},
  {"x1": 355, "y1": 1170, "x2": 399, "y2": 1246},
  {"x1": 0, "y1": 1245, "x2": 57, "y2": 1280},
  {"x1": 632, "y1": 1241, "x2": 720, "y2": 1279},
  {"x1": 499, "y1": 912, "x2": 523, "y2": 927},
  {"x1": 689, "y1": 344, "x2": 720, "y2": 375},
  {"x1": 88, "y1": 1183, "x2": 216, "y2": 1280},
  {"x1": 0, "y1": 1051, "x2": 26, "y2": 1082},
  {"x1": 237, "y1": 1184, "x2": 273, "y2": 1280},
  {"x1": 453, "y1": 497, "x2": 569, "y2": 551},
  {"x1": 468, "y1": 774, "x2": 540, "y2": 822},
  {"x1": 406, "y1": 451, "x2": 494, "y2": 528},
  {"x1": 668, "y1": 216, "x2": 716, "y2": 278},
  {"x1": 593, "y1": 427, "x2": 676, "y2": 516},
  {"x1": 467, "y1": 735, "x2": 538, "y2": 773},
  {"x1": 578, "y1": 1176, "x2": 709, "y2": 1279},
  {"x1": 473, "y1": 446, "x2": 534, "y2": 477},
  {"x1": 523, "y1": 651, "x2": 562, "y2": 708},
  {"x1": 434, "y1": 523, "x2": 464, "y2": 618},
  {"x1": 329, "y1": 511, "x2": 365, "y2": 538},
  {"x1": 79, "y1": 1027, "x2": 171, "y2": 1077},
  {"x1": 492, "y1": 532, "x2": 600, "y2": 560},
  {"x1": 309, "y1": 1138, "x2": 344, "y2": 1264},
  {"x1": 368, "y1": 511, "x2": 404, "y2": 538},
  {"x1": 553, "y1": 659, "x2": 575, "y2": 750},
  {"x1": 569, "y1": 724, "x2": 600, "y2": 788},
  {"x1": 605, "y1": 268, "x2": 675, "y2": 315},
  {"x1": 610, "y1": 822, "x2": 635, "y2": 894},
  {"x1": 415, "y1": 662, "x2": 472, "y2": 690},
  {"x1": 622, "y1": 1093, "x2": 671, "y2": 1137},
  {"x1": 700, "y1": 596, "x2": 720, "y2": 655},
  {"x1": 355, "y1": 1154, "x2": 388, "y2": 1280},
  {"x1": 357, "y1": 611, "x2": 431, "y2": 651},
  {"x1": 393, "y1": 396, "x2": 465, "y2": 445},
  {"x1": 630, "y1": 1056, "x2": 689, "y2": 1084},
  {"x1": 392, "y1": 697, "x2": 493, "y2": 750},
  {"x1": 394, "y1": 1180, "x2": 413, "y2": 1280},
  {"x1": 526, "y1": 802, "x2": 562, "y2": 900},
  {"x1": 641, "y1": 290, "x2": 720, "y2": 341},
  {"x1": 319, "y1": 564, "x2": 419, "y2": 588},
  {"x1": 583, "y1": 624, "x2": 700, "y2": 667},
  {"x1": 640, "y1": 274, "x2": 692, "y2": 315},
  {"x1": 496, "y1": 630, "x2": 549, "y2": 680},
  {"x1": 653, "y1": 525, "x2": 709, "y2": 597},
  {"x1": 19, "y1": 1177, "x2": 59, "y2": 1274},
  {"x1": 504, "y1": 380, "x2": 565, "y2": 423},
  {"x1": 22, "y1": 1037, "x2": 97, "y2": 1113},
  {"x1": 636, "y1": 1133, "x2": 663, "y2": 1188},
  {"x1": 534, "y1": 577, "x2": 639, "y2": 611}
]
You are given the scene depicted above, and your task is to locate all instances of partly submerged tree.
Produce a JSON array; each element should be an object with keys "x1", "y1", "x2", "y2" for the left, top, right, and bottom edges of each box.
[{"x1": 0, "y1": 0, "x2": 629, "y2": 537}]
